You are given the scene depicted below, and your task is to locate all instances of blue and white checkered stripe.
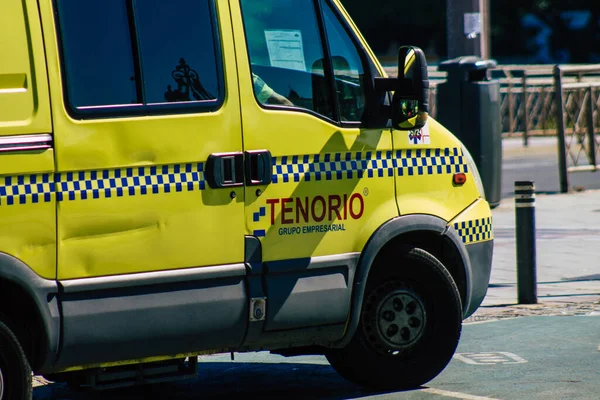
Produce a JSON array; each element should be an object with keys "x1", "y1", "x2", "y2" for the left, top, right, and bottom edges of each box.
[
  {"x1": 0, "y1": 148, "x2": 468, "y2": 205},
  {"x1": 272, "y1": 151, "x2": 395, "y2": 184},
  {"x1": 0, "y1": 163, "x2": 205, "y2": 206},
  {"x1": 272, "y1": 148, "x2": 468, "y2": 183},
  {"x1": 454, "y1": 217, "x2": 493, "y2": 244},
  {"x1": 397, "y1": 148, "x2": 468, "y2": 176},
  {"x1": 0, "y1": 174, "x2": 54, "y2": 205}
]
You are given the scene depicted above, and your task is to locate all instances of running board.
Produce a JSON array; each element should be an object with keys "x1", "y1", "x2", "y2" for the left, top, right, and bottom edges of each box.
[{"x1": 73, "y1": 358, "x2": 197, "y2": 391}]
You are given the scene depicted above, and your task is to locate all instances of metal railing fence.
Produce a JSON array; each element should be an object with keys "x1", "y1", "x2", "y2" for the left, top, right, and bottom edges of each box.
[
  {"x1": 384, "y1": 64, "x2": 599, "y2": 141},
  {"x1": 383, "y1": 63, "x2": 600, "y2": 192},
  {"x1": 553, "y1": 65, "x2": 600, "y2": 192}
]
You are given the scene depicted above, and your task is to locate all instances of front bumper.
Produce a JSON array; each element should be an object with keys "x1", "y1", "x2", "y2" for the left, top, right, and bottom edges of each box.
[
  {"x1": 447, "y1": 198, "x2": 494, "y2": 318},
  {"x1": 464, "y1": 239, "x2": 494, "y2": 317}
]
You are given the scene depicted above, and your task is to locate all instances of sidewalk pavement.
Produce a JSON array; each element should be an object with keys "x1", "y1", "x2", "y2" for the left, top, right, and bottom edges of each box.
[
  {"x1": 478, "y1": 188, "x2": 600, "y2": 315},
  {"x1": 502, "y1": 136, "x2": 558, "y2": 154}
]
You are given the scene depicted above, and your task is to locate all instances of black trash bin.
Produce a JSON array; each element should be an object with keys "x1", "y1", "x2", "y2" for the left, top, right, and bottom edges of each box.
[{"x1": 436, "y1": 56, "x2": 502, "y2": 208}]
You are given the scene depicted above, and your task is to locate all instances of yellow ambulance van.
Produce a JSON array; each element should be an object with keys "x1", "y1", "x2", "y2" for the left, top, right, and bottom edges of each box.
[{"x1": 0, "y1": 0, "x2": 493, "y2": 397}]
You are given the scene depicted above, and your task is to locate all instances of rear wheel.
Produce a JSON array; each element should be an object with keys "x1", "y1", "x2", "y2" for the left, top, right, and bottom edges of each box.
[
  {"x1": 327, "y1": 247, "x2": 462, "y2": 390},
  {"x1": 0, "y1": 319, "x2": 32, "y2": 400}
]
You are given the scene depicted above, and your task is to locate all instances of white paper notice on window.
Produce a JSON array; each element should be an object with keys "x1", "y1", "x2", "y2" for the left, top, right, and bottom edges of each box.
[{"x1": 265, "y1": 30, "x2": 306, "y2": 72}]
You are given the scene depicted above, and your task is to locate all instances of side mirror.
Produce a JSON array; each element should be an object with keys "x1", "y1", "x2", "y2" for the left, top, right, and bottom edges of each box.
[{"x1": 374, "y1": 46, "x2": 429, "y2": 130}]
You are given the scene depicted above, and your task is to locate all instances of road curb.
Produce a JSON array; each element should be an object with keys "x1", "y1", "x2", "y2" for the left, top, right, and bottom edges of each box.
[{"x1": 466, "y1": 299, "x2": 600, "y2": 323}]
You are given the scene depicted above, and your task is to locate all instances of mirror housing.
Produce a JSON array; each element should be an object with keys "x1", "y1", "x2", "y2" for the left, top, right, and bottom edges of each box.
[{"x1": 374, "y1": 46, "x2": 429, "y2": 130}]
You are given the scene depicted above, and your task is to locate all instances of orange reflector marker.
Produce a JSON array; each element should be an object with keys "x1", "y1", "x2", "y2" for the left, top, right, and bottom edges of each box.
[{"x1": 453, "y1": 173, "x2": 467, "y2": 185}]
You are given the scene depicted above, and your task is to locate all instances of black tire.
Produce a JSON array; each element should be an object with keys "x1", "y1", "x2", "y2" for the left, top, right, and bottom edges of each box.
[
  {"x1": 327, "y1": 247, "x2": 462, "y2": 390},
  {"x1": 0, "y1": 319, "x2": 32, "y2": 400}
]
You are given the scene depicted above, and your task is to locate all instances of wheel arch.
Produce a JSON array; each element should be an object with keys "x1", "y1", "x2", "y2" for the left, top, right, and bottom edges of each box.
[
  {"x1": 0, "y1": 252, "x2": 60, "y2": 372},
  {"x1": 333, "y1": 214, "x2": 472, "y2": 348}
]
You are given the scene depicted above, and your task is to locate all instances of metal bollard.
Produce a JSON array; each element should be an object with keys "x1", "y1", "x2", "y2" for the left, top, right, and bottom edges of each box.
[{"x1": 515, "y1": 181, "x2": 537, "y2": 304}]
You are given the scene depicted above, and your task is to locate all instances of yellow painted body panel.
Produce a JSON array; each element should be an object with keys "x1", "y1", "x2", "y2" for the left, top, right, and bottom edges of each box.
[
  {"x1": 0, "y1": 149, "x2": 54, "y2": 178},
  {"x1": 0, "y1": 0, "x2": 493, "y2": 375},
  {"x1": 0, "y1": 151, "x2": 56, "y2": 279},
  {"x1": 0, "y1": 196, "x2": 56, "y2": 279},
  {"x1": 38, "y1": 0, "x2": 246, "y2": 279},
  {"x1": 230, "y1": 1, "x2": 397, "y2": 261},
  {"x1": 0, "y1": 0, "x2": 488, "y2": 282},
  {"x1": 0, "y1": 0, "x2": 51, "y2": 135},
  {"x1": 56, "y1": 173, "x2": 244, "y2": 280},
  {"x1": 393, "y1": 118, "x2": 483, "y2": 222},
  {"x1": 0, "y1": 0, "x2": 56, "y2": 279},
  {"x1": 449, "y1": 198, "x2": 493, "y2": 245}
]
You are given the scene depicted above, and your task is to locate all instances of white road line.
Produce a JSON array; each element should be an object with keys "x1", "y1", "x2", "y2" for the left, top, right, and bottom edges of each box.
[
  {"x1": 421, "y1": 387, "x2": 501, "y2": 400},
  {"x1": 497, "y1": 352, "x2": 528, "y2": 364},
  {"x1": 454, "y1": 351, "x2": 527, "y2": 365},
  {"x1": 463, "y1": 317, "x2": 521, "y2": 325}
]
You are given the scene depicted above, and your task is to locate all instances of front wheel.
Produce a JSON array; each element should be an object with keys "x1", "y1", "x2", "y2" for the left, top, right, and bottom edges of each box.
[
  {"x1": 327, "y1": 247, "x2": 462, "y2": 390},
  {"x1": 0, "y1": 319, "x2": 32, "y2": 400}
]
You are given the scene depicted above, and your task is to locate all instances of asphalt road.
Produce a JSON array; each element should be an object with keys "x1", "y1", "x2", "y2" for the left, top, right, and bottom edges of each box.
[
  {"x1": 33, "y1": 316, "x2": 600, "y2": 400},
  {"x1": 501, "y1": 138, "x2": 600, "y2": 199}
]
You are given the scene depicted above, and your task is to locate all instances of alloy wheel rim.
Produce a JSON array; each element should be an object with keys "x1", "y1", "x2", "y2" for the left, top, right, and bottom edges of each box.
[{"x1": 374, "y1": 288, "x2": 426, "y2": 351}]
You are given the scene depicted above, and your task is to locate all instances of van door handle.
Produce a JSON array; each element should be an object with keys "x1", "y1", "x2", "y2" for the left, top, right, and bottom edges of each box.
[
  {"x1": 245, "y1": 150, "x2": 272, "y2": 186},
  {"x1": 206, "y1": 152, "x2": 244, "y2": 189}
]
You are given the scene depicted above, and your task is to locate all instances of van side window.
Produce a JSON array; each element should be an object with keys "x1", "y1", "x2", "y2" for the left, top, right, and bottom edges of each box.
[
  {"x1": 134, "y1": 0, "x2": 219, "y2": 104},
  {"x1": 322, "y1": 2, "x2": 367, "y2": 122},
  {"x1": 240, "y1": 0, "x2": 335, "y2": 120},
  {"x1": 56, "y1": 1, "x2": 137, "y2": 108},
  {"x1": 55, "y1": 0, "x2": 222, "y2": 115}
]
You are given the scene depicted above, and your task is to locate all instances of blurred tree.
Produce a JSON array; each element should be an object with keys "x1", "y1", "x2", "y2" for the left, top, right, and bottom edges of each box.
[
  {"x1": 491, "y1": 0, "x2": 600, "y2": 63},
  {"x1": 340, "y1": 0, "x2": 447, "y2": 62},
  {"x1": 341, "y1": 0, "x2": 599, "y2": 64}
]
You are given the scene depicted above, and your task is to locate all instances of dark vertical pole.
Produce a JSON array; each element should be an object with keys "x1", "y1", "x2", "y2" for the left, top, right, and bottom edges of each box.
[
  {"x1": 508, "y1": 80, "x2": 515, "y2": 136},
  {"x1": 515, "y1": 181, "x2": 537, "y2": 304},
  {"x1": 522, "y1": 73, "x2": 529, "y2": 147},
  {"x1": 480, "y1": 0, "x2": 490, "y2": 59},
  {"x1": 447, "y1": 0, "x2": 487, "y2": 58},
  {"x1": 587, "y1": 86, "x2": 596, "y2": 168},
  {"x1": 553, "y1": 65, "x2": 569, "y2": 193}
]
